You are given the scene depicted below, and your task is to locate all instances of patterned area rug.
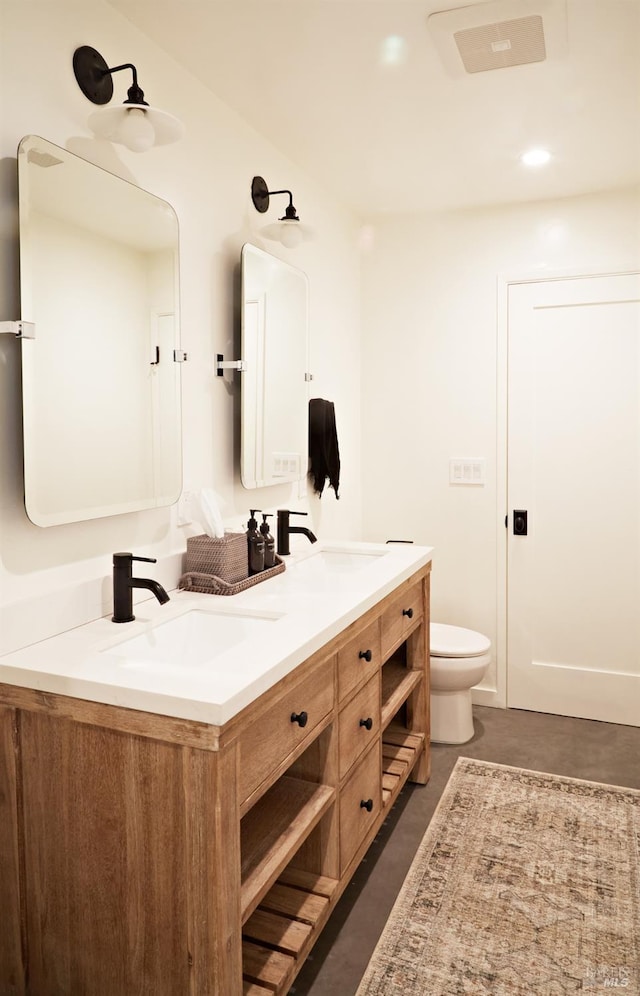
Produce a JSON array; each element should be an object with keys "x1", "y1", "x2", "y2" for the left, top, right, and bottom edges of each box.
[{"x1": 357, "y1": 758, "x2": 640, "y2": 995}]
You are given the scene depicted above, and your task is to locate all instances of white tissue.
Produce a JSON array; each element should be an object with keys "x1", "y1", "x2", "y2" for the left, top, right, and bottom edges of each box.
[{"x1": 197, "y1": 488, "x2": 225, "y2": 539}]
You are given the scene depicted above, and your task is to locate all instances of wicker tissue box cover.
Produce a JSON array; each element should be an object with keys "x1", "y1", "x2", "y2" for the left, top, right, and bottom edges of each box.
[{"x1": 185, "y1": 532, "x2": 248, "y2": 584}]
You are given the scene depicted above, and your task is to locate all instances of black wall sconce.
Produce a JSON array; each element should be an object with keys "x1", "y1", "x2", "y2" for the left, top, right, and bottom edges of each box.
[
  {"x1": 73, "y1": 45, "x2": 184, "y2": 153},
  {"x1": 251, "y1": 175, "x2": 313, "y2": 248}
]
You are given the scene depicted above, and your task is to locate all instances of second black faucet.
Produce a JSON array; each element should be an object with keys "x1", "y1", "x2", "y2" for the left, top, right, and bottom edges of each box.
[{"x1": 276, "y1": 510, "x2": 317, "y2": 556}]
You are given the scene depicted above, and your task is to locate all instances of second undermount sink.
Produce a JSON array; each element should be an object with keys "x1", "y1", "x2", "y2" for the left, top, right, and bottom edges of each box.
[
  {"x1": 104, "y1": 608, "x2": 279, "y2": 670},
  {"x1": 280, "y1": 546, "x2": 387, "y2": 591},
  {"x1": 296, "y1": 549, "x2": 385, "y2": 573}
]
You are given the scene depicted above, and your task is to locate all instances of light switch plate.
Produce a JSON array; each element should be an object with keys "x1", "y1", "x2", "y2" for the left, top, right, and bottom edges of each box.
[{"x1": 449, "y1": 458, "x2": 486, "y2": 486}]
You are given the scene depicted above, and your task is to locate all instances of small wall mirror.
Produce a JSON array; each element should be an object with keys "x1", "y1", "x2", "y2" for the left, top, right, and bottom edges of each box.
[
  {"x1": 17, "y1": 135, "x2": 182, "y2": 527},
  {"x1": 241, "y1": 243, "x2": 309, "y2": 489}
]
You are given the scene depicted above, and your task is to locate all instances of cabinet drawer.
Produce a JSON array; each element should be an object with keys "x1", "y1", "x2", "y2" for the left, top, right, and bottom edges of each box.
[
  {"x1": 337, "y1": 619, "x2": 380, "y2": 703},
  {"x1": 381, "y1": 580, "x2": 424, "y2": 660},
  {"x1": 338, "y1": 674, "x2": 380, "y2": 781},
  {"x1": 239, "y1": 660, "x2": 335, "y2": 806},
  {"x1": 339, "y1": 742, "x2": 381, "y2": 874}
]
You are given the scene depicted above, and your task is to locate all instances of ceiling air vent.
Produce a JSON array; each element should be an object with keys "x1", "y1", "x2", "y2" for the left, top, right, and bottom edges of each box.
[
  {"x1": 454, "y1": 15, "x2": 546, "y2": 73},
  {"x1": 427, "y1": 0, "x2": 567, "y2": 78}
]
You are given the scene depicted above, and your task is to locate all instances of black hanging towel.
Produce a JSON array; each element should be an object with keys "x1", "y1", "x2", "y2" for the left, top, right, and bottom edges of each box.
[{"x1": 308, "y1": 398, "x2": 340, "y2": 499}]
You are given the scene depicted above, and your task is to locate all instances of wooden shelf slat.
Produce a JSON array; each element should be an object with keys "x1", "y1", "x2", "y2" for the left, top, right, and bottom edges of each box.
[
  {"x1": 381, "y1": 727, "x2": 425, "y2": 809},
  {"x1": 241, "y1": 777, "x2": 335, "y2": 923},
  {"x1": 382, "y1": 743, "x2": 417, "y2": 765},
  {"x1": 382, "y1": 772, "x2": 400, "y2": 793},
  {"x1": 383, "y1": 757, "x2": 409, "y2": 777},
  {"x1": 243, "y1": 980, "x2": 275, "y2": 996},
  {"x1": 242, "y1": 939, "x2": 296, "y2": 992},
  {"x1": 380, "y1": 662, "x2": 422, "y2": 728},
  {"x1": 383, "y1": 726, "x2": 425, "y2": 751},
  {"x1": 257, "y1": 882, "x2": 329, "y2": 927},
  {"x1": 277, "y1": 867, "x2": 339, "y2": 899},
  {"x1": 243, "y1": 908, "x2": 312, "y2": 957}
]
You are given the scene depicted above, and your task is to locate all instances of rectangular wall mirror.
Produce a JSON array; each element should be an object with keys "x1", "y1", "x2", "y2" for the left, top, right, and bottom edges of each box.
[
  {"x1": 241, "y1": 243, "x2": 309, "y2": 489},
  {"x1": 17, "y1": 135, "x2": 182, "y2": 527}
]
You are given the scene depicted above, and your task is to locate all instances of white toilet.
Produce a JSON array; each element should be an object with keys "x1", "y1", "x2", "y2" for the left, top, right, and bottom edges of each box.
[{"x1": 430, "y1": 623, "x2": 491, "y2": 744}]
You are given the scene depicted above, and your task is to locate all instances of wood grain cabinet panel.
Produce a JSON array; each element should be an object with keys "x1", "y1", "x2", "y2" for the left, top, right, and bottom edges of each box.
[
  {"x1": 337, "y1": 619, "x2": 380, "y2": 703},
  {"x1": 19, "y1": 711, "x2": 242, "y2": 996},
  {"x1": 0, "y1": 707, "x2": 22, "y2": 993},
  {"x1": 380, "y1": 580, "x2": 424, "y2": 660},
  {"x1": 339, "y1": 742, "x2": 382, "y2": 875},
  {"x1": 238, "y1": 658, "x2": 335, "y2": 807},
  {"x1": 338, "y1": 675, "x2": 380, "y2": 781}
]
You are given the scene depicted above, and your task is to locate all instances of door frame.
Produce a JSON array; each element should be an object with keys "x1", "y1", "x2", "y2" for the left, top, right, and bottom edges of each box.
[{"x1": 492, "y1": 264, "x2": 640, "y2": 713}]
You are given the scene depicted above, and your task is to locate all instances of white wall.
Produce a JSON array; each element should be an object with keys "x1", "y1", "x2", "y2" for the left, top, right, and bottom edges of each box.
[
  {"x1": 2, "y1": 3, "x2": 637, "y2": 689},
  {"x1": 361, "y1": 188, "x2": 640, "y2": 699},
  {"x1": 0, "y1": 2, "x2": 362, "y2": 653}
]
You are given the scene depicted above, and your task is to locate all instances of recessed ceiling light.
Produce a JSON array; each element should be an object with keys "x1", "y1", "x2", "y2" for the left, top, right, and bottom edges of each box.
[
  {"x1": 379, "y1": 35, "x2": 408, "y2": 66},
  {"x1": 520, "y1": 148, "x2": 552, "y2": 167}
]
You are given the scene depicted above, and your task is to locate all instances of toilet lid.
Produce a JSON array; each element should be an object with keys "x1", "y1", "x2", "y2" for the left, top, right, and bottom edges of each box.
[{"x1": 430, "y1": 623, "x2": 491, "y2": 658}]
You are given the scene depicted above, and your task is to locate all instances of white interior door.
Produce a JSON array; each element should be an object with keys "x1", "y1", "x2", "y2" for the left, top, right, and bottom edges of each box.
[{"x1": 507, "y1": 272, "x2": 640, "y2": 725}]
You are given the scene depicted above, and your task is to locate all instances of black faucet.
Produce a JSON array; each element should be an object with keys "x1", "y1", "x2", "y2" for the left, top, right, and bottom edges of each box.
[
  {"x1": 112, "y1": 552, "x2": 170, "y2": 623},
  {"x1": 276, "y1": 510, "x2": 318, "y2": 556}
]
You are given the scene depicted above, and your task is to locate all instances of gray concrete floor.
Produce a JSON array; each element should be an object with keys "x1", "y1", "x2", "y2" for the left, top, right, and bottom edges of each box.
[{"x1": 290, "y1": 705, "x2": 640, "y2": 996}]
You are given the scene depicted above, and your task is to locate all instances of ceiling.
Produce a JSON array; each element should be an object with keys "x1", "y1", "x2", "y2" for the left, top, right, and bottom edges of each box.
[{"x1": 107, "y1": 0, "x2": 640, "y2": 216}]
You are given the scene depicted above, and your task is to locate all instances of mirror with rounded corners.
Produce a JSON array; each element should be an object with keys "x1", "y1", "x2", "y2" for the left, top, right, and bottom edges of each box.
[
  {"x1": 241, "y1": 243, "x2": 309, "y2": 489},
  {"x1": 17, "y1": 135, "x2": 182, "y2": 526}
]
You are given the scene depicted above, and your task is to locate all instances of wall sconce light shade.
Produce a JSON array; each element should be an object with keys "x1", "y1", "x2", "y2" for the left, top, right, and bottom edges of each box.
[
  {"x1": 251, "y1": 176, "x2": 313, "y2": 248},
  {"x1": 73, "y1": 46, "x2": 184, "y2": 153},
  {"x1": 87, "y1": 104, "x2": 182, "y2": 153}
]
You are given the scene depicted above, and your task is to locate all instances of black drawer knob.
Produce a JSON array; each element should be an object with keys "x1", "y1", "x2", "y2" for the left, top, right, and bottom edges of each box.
[
  {"x1": 290, "y1": 711, "x2": 308, "y2": 728},
  {"x1": 402, "y1": 607, "x2": 414, "y2": 619},
  {"x1": 358, "y1": 649, "x2": 372, "y2": 662},
  {"x1": 360, "y1": 798, "x2": 373, "y2": 812},
  {"x1": 359, "y1": 717, "x2": 373, "y2": 731}
]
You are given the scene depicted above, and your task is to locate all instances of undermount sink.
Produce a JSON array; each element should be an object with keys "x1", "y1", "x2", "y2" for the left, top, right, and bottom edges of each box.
[
  {"x1": 295, "y1": 549, "x2": 385, "y2": 574},
  {"x1": 104, "y1": 608, "x2": 279, "y2": 670},
  {"x1": 272, "y1": 546, "x2": 387, "y2": 593}
]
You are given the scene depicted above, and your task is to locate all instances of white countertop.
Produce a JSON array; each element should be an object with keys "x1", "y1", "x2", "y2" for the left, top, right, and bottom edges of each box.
[{"x1": 0, "y1": 541, "x2": 433, "y2": 725}]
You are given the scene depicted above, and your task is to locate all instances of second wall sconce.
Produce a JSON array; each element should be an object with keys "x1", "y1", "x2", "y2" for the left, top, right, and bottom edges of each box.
[
  {"x1": 73, "y1": 45, "x2": 184, "y2": 153},
  {"x1": 251, "y1": 176, "x2": 313, "y2": 249}
]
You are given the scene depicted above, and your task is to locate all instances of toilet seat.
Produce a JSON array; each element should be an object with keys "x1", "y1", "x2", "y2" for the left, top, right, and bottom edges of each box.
[{"x1": 430, "y1": 623, "x2": 491, "y2": 658}]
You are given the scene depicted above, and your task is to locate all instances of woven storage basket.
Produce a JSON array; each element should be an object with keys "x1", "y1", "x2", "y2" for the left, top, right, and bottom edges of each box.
[
  {"x1": 185, "y1": 532, "x2": 248, "y2": 584},
  {"x1": 178, "y1": 557, "x2": 285, "y2": 596}
]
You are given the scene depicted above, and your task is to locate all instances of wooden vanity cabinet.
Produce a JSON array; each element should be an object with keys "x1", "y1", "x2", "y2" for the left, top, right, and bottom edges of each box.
[{"x1": 0, "y1": 562, "x2": 430, "y2": 996}]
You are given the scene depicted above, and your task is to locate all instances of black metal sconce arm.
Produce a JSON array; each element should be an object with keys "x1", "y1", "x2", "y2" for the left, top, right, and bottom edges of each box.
[
  {"x1": 251, "y1": 176, "x2": 299, "y2": 221},
  {"x1": 73, "y1": 46, "x2": 148, "y2": 106},
  {"x1": 106, "y1": 62, "x2": 147, "y2": 106}
]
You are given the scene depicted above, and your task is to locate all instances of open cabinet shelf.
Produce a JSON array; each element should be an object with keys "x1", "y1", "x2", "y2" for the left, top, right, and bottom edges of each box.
[
  {"x1": 380, "y1": 658, "x2": 422, "y2": 730},
  {"x1": 240, "y1": 776, "x2": 335, "y2": 924},
  {"x1": 381, "y1": 725, "x2": 425, "y2": 807},
  {"x1": 242, "y1": 869, "x2": 339, "y2": 994}
]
